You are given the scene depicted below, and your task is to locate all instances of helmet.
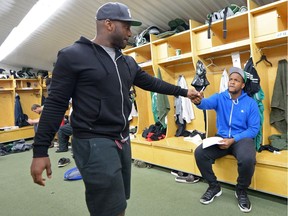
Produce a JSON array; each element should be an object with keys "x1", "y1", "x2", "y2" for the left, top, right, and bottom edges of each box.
[{"x1": 134, "y1": 26, "x2": 160, "y2": 47}]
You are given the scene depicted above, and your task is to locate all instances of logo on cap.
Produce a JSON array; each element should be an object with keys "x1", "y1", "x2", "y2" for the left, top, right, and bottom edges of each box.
[{"x1": 127, "y1": 9, "x2": 132, "y2": 18}]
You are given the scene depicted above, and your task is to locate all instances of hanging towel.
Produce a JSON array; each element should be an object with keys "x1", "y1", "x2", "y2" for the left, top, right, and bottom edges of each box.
[
  {"x1": 151, "y1": 92, "x2": 159, "y2": 123},
  {"x1": 175, "y1": 75, "x2": 195, "y2": 123},
  {"x1": 157, "y1": 69, "x2": 170, "y2": 128},
  {"x1": 270, "y1": 59, "x2": 287, "y2": 133},
  {"x1": 128, "y1": 102, "x2": 138, "y2": 121},
  {"x1": 219, "y1": 69, "x2": 229, "y2": 93}
]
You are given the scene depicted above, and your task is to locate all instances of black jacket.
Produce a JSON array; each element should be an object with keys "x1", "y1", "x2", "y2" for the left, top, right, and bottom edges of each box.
[{"x1": 33, "y1": 36, "x2": 188, "y2": 157}]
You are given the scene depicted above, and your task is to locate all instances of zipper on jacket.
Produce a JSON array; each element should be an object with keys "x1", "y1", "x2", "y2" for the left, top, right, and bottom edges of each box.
[
  {"x1": 114, "y1": 55, "x2": 127, "y2": 140},
  {"x1": 228, "y1": 99, "x2": 239, "y2": 138},
  {"x1": 91, "y1": 42, "x2": 128, "y2": 140},
  {"x1": 228, "y1": 102, "x2": 234, "y2": 138}
]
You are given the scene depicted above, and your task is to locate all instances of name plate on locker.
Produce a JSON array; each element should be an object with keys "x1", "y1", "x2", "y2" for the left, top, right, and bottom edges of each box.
[{"x1": 275, "y1": 30, "x2": 288, "y2": 39}]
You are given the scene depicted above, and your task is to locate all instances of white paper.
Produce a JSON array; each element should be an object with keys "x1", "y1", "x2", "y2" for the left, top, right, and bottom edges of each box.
[
  {"x1": 184, "y1": 134, "x2": 202, "y2": 146},
  {"x1": 202, "y1": 137, "x2": 224, "y2": 149},
  {"x1": 231, "y1": 52, "x2": 241, "y2": 68}
]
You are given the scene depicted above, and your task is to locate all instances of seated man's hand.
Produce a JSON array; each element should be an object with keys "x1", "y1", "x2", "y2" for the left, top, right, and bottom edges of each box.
[
  {"x1": 218, "y1": 138, "x2": 235, "y2": 149},
  {"x1": 27, "y1": 118, "x2": 39, "y2": 125},
  {"x1": 27, "y1": 119, "x2": 34, "y2": 125}
]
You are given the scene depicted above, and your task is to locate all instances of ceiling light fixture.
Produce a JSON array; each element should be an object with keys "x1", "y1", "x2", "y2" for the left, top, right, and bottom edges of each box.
[{"x1": 0, "y1": 0, "x2": 68, "y2": 62}]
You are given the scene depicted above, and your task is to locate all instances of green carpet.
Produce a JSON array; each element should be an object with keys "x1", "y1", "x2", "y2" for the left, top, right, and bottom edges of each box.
[{"x1": 0, "y1": 144, "x2": 287, "y2": 216}]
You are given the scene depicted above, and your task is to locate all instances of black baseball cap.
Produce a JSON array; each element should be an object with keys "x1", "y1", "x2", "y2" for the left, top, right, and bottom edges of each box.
[{"x1": 96, "y1": 2, "x2": 142, "y2": 26}]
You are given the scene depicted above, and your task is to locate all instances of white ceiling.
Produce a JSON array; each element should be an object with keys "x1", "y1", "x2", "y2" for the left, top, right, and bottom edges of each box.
[{"x1": 0, "y1": 0, "x2": 275, "y2": 72}]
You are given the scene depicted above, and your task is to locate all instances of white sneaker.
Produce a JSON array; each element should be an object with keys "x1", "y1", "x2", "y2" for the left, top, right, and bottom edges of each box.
[
  {"x1": 175, "y1": 174, "x2": 200, "y2": 184},
  {"x1": 171, "y1": 170, "x2": 188, "y2": 177}
]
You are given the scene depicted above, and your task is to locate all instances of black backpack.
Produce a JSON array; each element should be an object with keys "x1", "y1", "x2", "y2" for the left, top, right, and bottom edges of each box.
[
  {"x1": 17, "y1": 114, "x2": 30, "y2": 128},
  {"x1": 191, "y1": 60, "x2": 210, "y2": 91},
  {"x1": 243, "y1": 57, "x2": 261, "y2": 97}
]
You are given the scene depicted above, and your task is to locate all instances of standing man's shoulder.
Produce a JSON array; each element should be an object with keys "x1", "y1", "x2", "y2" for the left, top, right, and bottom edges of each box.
[
  {"x1": 59, "y1": 37, "x2": 91, "y2": 55},
  {"x1": 123, "y1": 54, "x2": 137, "y2": 64},
  {"x1": 123, "y1": 55, "x2": 140, "y2": 71}
]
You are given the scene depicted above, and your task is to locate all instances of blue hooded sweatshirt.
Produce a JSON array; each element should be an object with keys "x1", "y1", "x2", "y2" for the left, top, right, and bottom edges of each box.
[{"x1": 197, "y1": 90, "x2": 260, "y2": 142}]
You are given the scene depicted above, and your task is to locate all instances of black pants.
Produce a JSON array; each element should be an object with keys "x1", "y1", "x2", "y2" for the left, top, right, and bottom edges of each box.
[
  {"x1": 195, "y1": 138, "x2": 256, "y2": 189},
  {"x1": 57, "y1": 123, "x2": 73, "y2": 151},
  {"x1": 72, "y1": 137, "x2": 131, "y2": 216}
]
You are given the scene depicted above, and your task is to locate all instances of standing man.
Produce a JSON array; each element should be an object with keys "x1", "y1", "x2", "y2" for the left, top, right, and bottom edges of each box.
[
  {"x1": 192, "y1": 67, "x2": 260, "y2": 213},
  {"x1": 30, "y1": 2, "x2": 200, "y2": 216}
]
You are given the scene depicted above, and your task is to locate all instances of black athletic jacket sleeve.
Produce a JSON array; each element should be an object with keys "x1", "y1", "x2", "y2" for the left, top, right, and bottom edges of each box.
[{"x1": 33, "y1": 36, "x2": 188, "y2": 158}]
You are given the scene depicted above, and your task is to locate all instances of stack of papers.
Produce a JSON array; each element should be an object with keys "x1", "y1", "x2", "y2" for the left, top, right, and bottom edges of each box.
[{"x1": 202, "y1": 137, "x2": 224, "y2": 149}]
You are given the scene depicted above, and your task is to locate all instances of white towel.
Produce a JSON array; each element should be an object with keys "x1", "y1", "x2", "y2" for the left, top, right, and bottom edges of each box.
[
  {"x1": 176, "y1": 75, "x2": 195, "y2": 123},
  {"x1": 219, "y1": 69, "x2": 229, "y2": 93}
]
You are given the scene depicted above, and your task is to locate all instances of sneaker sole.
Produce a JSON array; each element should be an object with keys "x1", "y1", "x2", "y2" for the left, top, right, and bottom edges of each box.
[
  {"x1": 58, "y1": 159, "x2": 71, "y2": 167},
  {"x1": 58, "y1": 162, "x2": 70, "y2": 167},
  {"x1": 170, "y1": 171, "x2": 179, "y2": 177},
  {"x1": 175, "y1": 177, "x2": 200, "y2": 184},
  {"x1": 171, "y1": 171, "x2": 189, "y2": 178},
  {"x1": 200, "y1": 190, "x2": 222, "y2": 205},
  {"x1": 235, "y1": 192, "x2": 252, "y2": 212}
]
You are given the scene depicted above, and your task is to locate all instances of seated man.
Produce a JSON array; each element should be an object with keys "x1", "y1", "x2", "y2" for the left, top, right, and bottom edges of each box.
[
  {"x1": 56, "y1": 123, "x2": 73, "y2": 153},
  {"x1": 28, "y1": 104, "x2": 54, "y2": 148},
  {"x1": 56, "y1": 105, "x2": 73, "y2": 153},
  {"x1": 27, "y1": 104, "x2": 43, "y2": 132},
  {"x1": 192, "y1": 67, "x2": 260, "y2": 213}
]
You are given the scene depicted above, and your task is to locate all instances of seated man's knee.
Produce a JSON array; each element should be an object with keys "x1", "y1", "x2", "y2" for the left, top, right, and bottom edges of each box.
[
  {"x1": 57, "y1": 129, "x2": 64, "y2": 137},
  {"x1": 194, "y1": 145, "x2": 204, "y2": 161},
  {"x1": 238, "y1": 154, "x2": 256, "y2": 167},
  {"x1": 246, "y1": 156, "x2": 256, "y2": 165}
]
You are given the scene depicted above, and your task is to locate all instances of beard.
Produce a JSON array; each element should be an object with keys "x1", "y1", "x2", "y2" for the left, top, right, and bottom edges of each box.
[
  {"x1": 110, "y1": 32, "x2": 127, "y2": 49},
  {"x1": 228, "y1": 86, "x2": 241, "y2": 95}
]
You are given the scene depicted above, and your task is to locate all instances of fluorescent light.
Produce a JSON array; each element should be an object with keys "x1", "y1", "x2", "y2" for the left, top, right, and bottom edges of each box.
[{"x1": 0, "y1": 0, "x2": 68, "y2": 62}]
